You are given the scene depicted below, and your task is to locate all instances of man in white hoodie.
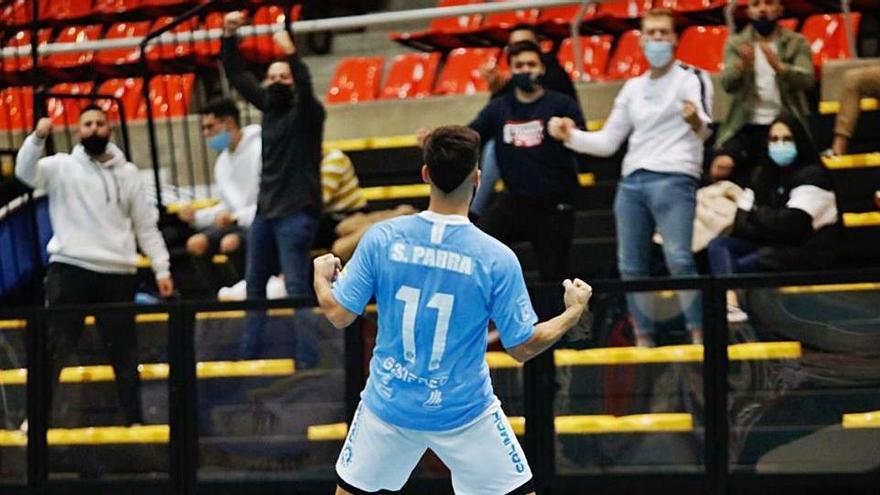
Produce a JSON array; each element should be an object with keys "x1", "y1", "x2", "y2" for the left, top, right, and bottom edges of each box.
[
  {"x1": 16, "y1": 105, "x2": 173, "y2": 426},
  {"x1": 180, "y1": 98, "x2": 261, "y2": 285}
]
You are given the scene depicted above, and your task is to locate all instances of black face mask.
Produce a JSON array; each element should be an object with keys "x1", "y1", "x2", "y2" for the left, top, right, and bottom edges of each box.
[
  {"x1": 81, "y1": 134, "x2": 109, "y2": 156},
  {"x1": 511, "y1": 72, "x2": 541, "y2": 93},
  {"x1": 752, "y1": 16, "x2": 778, "y2": 37},
  {"x1": 267, "y1": 82, "x2": 294, "y2": 107}
]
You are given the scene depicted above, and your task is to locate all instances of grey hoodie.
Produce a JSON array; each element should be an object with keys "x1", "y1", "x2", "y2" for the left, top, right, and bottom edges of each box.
[{"x1": 15, "y1": 133, "x2": 170, "y2": 279}]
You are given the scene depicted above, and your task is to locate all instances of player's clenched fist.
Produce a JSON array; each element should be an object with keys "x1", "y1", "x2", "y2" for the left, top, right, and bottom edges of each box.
[
  {"x1": 34, "y1": 117, "x2": 53, "y2": 139},
  {"x1": 547, "y1": 116, "x2": 575, "y2": 142},
  {"x1": 313, "y1": 253, "x2": 342, "y2": 283},
  {"x1": 562, "y1": 278, "x2": 592, "y2": 311}
]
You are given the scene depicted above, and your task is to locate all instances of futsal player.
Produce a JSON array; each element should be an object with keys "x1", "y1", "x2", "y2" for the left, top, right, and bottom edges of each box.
[{"x1": 313, "y1": 126, "x2": 592, "y2": 495}]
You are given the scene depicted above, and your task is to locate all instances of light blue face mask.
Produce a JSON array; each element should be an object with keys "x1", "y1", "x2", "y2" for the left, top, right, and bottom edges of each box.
[
  {"x1": 769, "y1": 141, "x2": 797, "y2": 167},
  {"x1": 643, "y1": 40, "x2": 674, "y2": 68},
  {"x1": 207, "y1": 129, "x2": 232, "y2": 152}
]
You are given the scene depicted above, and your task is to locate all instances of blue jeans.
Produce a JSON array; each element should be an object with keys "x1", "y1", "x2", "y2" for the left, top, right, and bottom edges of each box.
[
  {"x1": 241, "y1": 210, "x2": 319, "y2": 360},
  {"x1": 614, "y1": 170, "x2": 702, "y2": 336},
  {"x1": 707, "y1": 236, "x2": 763, "y2": 275},
  {"x1": 471, "y1": 139, "x2": 501, "y2": 216}
]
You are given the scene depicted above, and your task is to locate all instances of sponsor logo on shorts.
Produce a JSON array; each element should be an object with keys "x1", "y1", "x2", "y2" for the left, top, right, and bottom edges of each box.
[
  {"x1": 492, "y1": 411, "x2": 526, "y2": 474},
  {"x1": 340, "y1": 405, "x2": 363, "y2": 467}
]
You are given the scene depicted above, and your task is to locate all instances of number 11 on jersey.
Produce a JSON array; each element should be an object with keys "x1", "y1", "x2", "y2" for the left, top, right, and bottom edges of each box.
[{"x1": 395, "y1": 285, "x2": 455, "y2": 371}]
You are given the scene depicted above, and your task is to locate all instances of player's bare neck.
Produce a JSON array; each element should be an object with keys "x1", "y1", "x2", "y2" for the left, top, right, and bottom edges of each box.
[{"x1": 428, "y1": 195, "x2": 469, "y2": 218}]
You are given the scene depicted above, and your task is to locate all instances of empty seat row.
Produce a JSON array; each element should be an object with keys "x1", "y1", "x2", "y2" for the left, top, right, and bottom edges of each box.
[
  {"x1": 0, "y1": 0, "x2": 204, "y2": 28},
  {"x1": 327, "y1": 13, "x2": 859, "y2": 104},
  {"x1": 0, "y1": 74, "x2": 195, "y2": 131},
  {"x1": 0, "y1": 5, "x2": 298, "y2": 83}
]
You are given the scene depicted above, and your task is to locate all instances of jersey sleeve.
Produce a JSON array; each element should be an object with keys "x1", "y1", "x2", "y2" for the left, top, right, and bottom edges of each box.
[
  {"x1": 332, "y1": 225, "x2": 382, "y2": 314},
  {"x1": 489, "y1": 250, "x2": 538, "y2": 349}
]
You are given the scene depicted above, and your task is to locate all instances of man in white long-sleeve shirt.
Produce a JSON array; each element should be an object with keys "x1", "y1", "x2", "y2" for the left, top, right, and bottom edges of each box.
[
  {"x1": 180, "y1": 98, "x2": 261, "y2": 283},
  {"x1": 16, "y1": 106, "x2": 173, "y2": 425},
  {"x1": 548, "y1": 8, "x2": 712, "y2": 347}
]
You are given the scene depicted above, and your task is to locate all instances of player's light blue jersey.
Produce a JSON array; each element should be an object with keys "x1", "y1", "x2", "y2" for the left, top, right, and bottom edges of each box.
[{"x1": 332, "y1": 211, "x2": 537, "y2": 431}]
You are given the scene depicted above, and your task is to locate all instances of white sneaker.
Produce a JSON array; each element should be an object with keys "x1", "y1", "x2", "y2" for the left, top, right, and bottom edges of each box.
[
  {"x1": 727, "y1": 304, "x2": 749, "y2": 323},
  {"x1": 19, "y1": 419, "x2": 27, "y2": 433}
]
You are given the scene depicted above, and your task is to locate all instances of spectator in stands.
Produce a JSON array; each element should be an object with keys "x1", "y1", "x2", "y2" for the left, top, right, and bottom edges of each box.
[
  {"x1": 711, "y1": 0, "x2": 814, "y2": 184},
  {"x1": 222, "y1": 13, "x2": 325, "y2": 359},
  {"x1": 548, "y1": 8, "x2": 712, "y2": 347},
  {"x1": 708, "y1": 113, "x2": 838, "y2": 322},
  {"x1": 466, "y1": 40, "x2": 586, "y2": 282},
  {"x1": 830, "y1": 65, "x2": 880, "y2": 155},
  {"x1": 473, "y1": 25, "x2": 580, "y2": 217},
  {"x1": 315, "y1": 149, "x2": 417, "y2": 263},
  {"x1": 15, "y1": 108, "x2": 174, "y2": 427},
  {"x1": 179, "y1": 98, "x2": 261, "y2": 287}
]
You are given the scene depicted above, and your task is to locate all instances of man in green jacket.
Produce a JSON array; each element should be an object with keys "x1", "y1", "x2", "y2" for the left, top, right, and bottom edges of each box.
[{"x1": 710, "y1": 0, "x2": 814, "y2": 184}]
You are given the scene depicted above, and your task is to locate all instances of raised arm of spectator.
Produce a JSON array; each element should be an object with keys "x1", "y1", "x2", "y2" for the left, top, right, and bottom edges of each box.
[
  {"x1": 769, "y1": 36, "x2": 815, "y2": 91},
  {"x1": 720, "y1": 41, "x2": 751, "y2": 92},
  {"x1": 15, "y1": 118, "x2": 59, "y2": 190},
  {"x1": 467, "y1": 101, "x2": 499, "y2": 146},
  {"x1": 549, "y1": 86, "x2": 632, "y2": 157},
  {"x1": 273, "y1": 30, "x2": 325, "y2": 126},
  {"x1": 682, "y1": 69, "x2": 713, "y2": 140},
  {"x1": 221, "y1": 12, "x2": 266, "y2": 110}
]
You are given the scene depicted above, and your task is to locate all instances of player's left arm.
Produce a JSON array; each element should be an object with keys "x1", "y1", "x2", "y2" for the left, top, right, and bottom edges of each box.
[{"x1": 313, "y1": 254, "x2": 358, "y2": 328}]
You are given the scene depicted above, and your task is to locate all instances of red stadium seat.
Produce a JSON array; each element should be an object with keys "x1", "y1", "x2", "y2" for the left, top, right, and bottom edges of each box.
[
  {"x1": 148, "y1": 73, "x2": 195, "y2": 119},
  {"x1": 589, "y1": 0, "x2": 654, "y2": 32},
  {"x1": 326, "y1": 57, "x2": 385, "y2": 105},
  {"x1": 557, "y1": 35, "x2": 613, "y2": 82},
  {"x1": 381, "y1": 52, "x2": 442, "y2": 100},
  {"x1": 43, "y1": 0, "x2": 93, "y2": 24},
  {"x1": 0, "y1": 87, "x2": 34, "y2": 131},
  {"x1": 778, "y1": 18, "x2": 799, "y2": 32},
  {"x1": 537, "y1": 5, "x2": 598, "y2": 39},
  {"x1": 43, "y1": 25, "x2": 103, "y2": 78},
  {"x1": 46, "y1": 82, "x2": 95, "y2": 127},
  {"x1": 241, "y1": 5, "x2": 301, "y2": 64},
  {"x1": 145, "y1": 16, "x2": 198, "y2": 66},
  {"x1": 605, "y1": 29, "x2": 648, "y2": 80},
  {"x1": 194, "y1": 12, "x2": 225, "y2": 62},
  {"x1": 2, "y1": 29, "x2": 52, "y2": 83},
  {"x1": 391, "y1": 0, "x2": 484, "y2": 52},
  {"x1": 94, "y1": 21, "x2": 152, "y2": 75},
  {"x1": 434, "y1": 47, "x2": 500, "y2": 96},
  {"x1": 97, "y1": 78, "x2": 146, "y2": 122},
  {"x1": 469, "y1": 0, "x2": 541, "y2": 44},
  {"x1": 800, "y1": 13, "x2": 862, "y2": 73},
  {"x1": 139, "y1": 0, "x2": 198, "y2": 15},
  {"x1": 0, "y1": 0, "x2": 51, "y2": 28},
  {"x1": 94, "y1": 0, "x2": 143, "y2": 18},
  {"x1": 676, "y1": 25, "x2": 728, "y2": 72}
]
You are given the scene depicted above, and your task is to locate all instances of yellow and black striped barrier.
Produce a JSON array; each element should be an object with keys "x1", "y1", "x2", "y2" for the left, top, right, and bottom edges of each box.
[{"x1": 818, "y1": 97, "x2": 878, "y2": 115}]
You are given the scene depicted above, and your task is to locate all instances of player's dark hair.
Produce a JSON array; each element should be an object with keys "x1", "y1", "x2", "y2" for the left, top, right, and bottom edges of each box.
[
  {"x1": 201, "y1": 97, "x2": 241, "y2": 126},
  {"x1": 423, "y1": 126, "x2": 481, "y2": 194},
  {"x1": 507, "y1": 40, "x2": 543, "y2": 65}
]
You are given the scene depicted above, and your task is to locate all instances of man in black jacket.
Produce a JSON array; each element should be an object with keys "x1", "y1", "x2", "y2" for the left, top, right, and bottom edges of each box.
[{"x1": 222, "y1": 12, "x2": 325, "y2": 359}]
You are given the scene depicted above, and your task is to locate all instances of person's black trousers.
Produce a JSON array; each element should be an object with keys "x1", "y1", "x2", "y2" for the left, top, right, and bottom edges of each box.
[
  {"x1": 479, "y1": 193, "x2": 575, "y2": 282},
  {"x1": 44, "y1": 262, "x2": 142, "y2": 425}
]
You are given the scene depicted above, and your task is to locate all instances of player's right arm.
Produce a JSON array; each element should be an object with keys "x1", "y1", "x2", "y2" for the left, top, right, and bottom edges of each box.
[
  {"x1": 507, "y1": 279, "x2": 591, "y2": 363},
  {"x1": 15, "y1": 117, "x2": 58, "y2": 190}
]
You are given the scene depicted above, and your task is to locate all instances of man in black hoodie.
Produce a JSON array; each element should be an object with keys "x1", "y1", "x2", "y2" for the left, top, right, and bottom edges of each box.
[{"x1": 222, "y1": 12, "x2": 325, "y2": 358}]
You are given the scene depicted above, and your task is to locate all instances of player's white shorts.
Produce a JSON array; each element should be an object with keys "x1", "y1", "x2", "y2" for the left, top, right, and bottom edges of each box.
[{"x1": 336, "y1": 400, "x2": 534, "y2": 495}]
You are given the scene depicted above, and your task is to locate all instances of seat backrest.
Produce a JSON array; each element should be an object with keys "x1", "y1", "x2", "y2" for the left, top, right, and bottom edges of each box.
[
  {"x1": 381, "y1": 52, "x2": 442, "y2": 100},
  {"x1": 557, "y1": 35, "x2": 614, "y2": 82},
  {"x1": 95, "y1": 21, "x2": 151, "y2": 65},
  {"x1": 194, "y1": 12, "x2": 225, "y2": 58},
  {"x1": 606, "y1": 29, "x2": 648, "y2": 80},
  {"x1": 45, "y1": 25, "x2": 103, "y2": 69},
  {"x1": 146, "y1": 16, "x2": 198, "y2": 61},
  {"x1": 240, "y1": 5, "x2": 301, "y2": 63},
  {"x1": 93, "y1": 0, "x2": 142, "y2": 16},
  {"x1": 97, "y1": 78, "x2": 146, "y2": 122},
  {"x1": 326, "y1": 57, "x2": 385, "y2": 105},
  {"x1": 676, "y1": 25, "x2": 728, "y2": 72},
  {"x1": 801, "y1": 13, "x2": 862, "y2": 71},
  {"x1": 43, "y1": 0, "x2": 93, "y2": 22},
  {"x1": 0, "y1": 87, "x2": 34, "y2": 131},
  {"x1": 539, "y1": 5, "x2": 598, "y2": 24},
  {"x1": 656, "y1": 0, "x2": 726, "y2": 13},
  {"x1": 778, "y1": 18, "x2": 799, "y2": 32},
  {"x1": 1, "y1": 0, "x2": 51, "y2": 27},
  {"x1": 598, "y1": 0, "x2": 654, "y2": 20},
  {"x1": 47, "y1": 82, "x2": 95, "y2": 127},
  {"x1": 430, "y1": 0, "x2": 484, "y2": 32},
  {"x1": 434, "y1": 47, "x2": 500, "y2": 95},
  {"x1": 149, "y1": 73, "x2": 195, "y2": 119},
  {"x1": 4, "y1": 29, "x2": 52, "y2": 72},
  {"x1": 482, "y1": 0, "x2": 539, "y2": 30}
]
